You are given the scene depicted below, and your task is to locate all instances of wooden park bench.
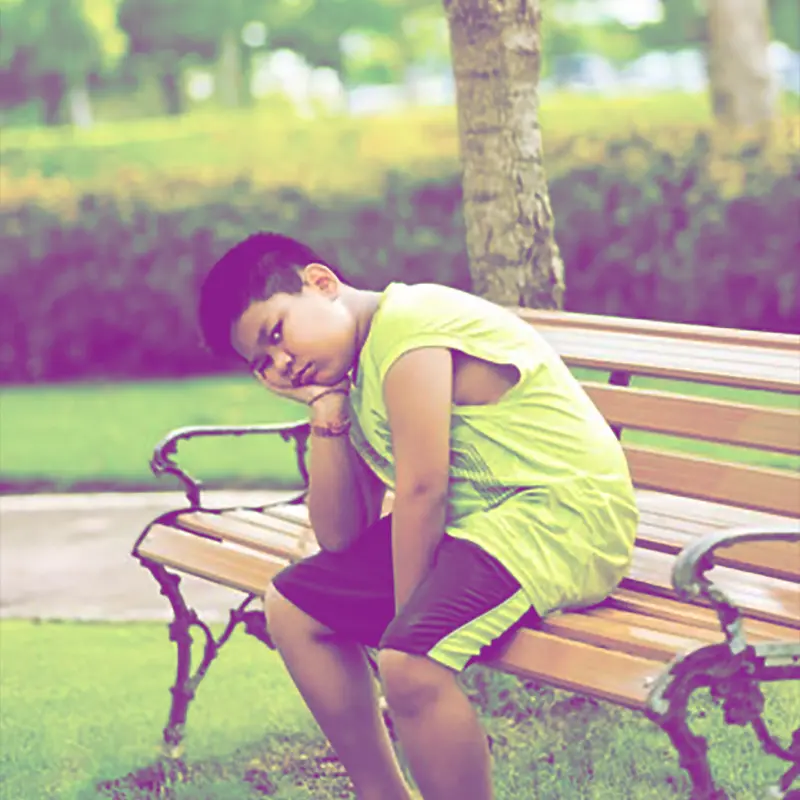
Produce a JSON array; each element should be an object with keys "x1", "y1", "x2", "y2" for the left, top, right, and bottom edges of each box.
[{"x1": 133, "y1": 310, "x2": 800, "y2": 799}]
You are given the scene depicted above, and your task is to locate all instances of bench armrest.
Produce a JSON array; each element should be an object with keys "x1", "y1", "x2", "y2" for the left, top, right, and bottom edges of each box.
[
  {"x1": 672, "y1": 526, "x2": 799, "y2": 652},
  {"x1": 150, "y1": 422, "x2": 311, "y2": 508}
]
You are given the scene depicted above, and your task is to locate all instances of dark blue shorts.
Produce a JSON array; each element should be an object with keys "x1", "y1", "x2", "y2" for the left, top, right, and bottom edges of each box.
[{"x1": 271, "y1": 514, "x2": 539, "y2": 671}]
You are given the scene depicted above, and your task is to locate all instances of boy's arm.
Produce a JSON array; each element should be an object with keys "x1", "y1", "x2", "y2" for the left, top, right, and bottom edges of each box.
[
  {"x1": 383, "y1": 347, "x2": 452, "y2": 613},
  {"x1": 306, "y1": 391, "x2": 373, "y2": 551}
]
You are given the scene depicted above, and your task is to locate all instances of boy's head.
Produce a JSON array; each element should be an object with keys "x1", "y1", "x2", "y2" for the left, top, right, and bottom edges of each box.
[{"x1": 199, "y1": 232, "x2": 358, "y2": 390}]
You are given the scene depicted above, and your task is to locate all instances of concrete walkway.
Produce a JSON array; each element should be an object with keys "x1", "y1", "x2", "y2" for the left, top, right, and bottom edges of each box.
[{"x1": 0, "y1": 490, "x2": 296, "y2": 622}]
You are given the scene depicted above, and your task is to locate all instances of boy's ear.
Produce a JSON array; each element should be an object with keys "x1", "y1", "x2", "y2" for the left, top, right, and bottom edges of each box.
[{"x1": 300, "y1": 263, "x2": 340, "y2": 297}]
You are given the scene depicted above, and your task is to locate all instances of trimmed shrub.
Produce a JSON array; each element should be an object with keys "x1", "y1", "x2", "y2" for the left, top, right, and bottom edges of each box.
[{"x1": 1, "y1": 133, "x2": 797, "y2": 384}]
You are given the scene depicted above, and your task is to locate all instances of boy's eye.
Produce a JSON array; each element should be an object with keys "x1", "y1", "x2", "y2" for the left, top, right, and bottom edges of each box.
[
  {"x1": 253, "y1": 355, "x2": 271, "y2": 375},
  {"x1": 269, "y1": 321, "x2": 283, "y2": 345}
]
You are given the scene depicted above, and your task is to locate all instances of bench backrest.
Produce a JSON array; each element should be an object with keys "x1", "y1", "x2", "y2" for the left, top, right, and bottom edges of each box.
[
  {"x1": 517, "y1": 311, "x2": 800, "y2": 589},
  {"x1": 520, "y1": 310, "x2": 800, "y2": 512}
]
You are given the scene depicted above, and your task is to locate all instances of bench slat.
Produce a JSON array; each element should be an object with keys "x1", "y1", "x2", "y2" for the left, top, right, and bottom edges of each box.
[
  {"x1": 533, "y1": 326, "x2": 799, "y2": 392},
  {"x1": 636, "y1": 520, "x2": 800, "y2": 583},
  {"x1": 137, "y1": 524, "x2": 285, "y2": 595},
  {"x1": 625, "y1": 549, "x2": 800, "y2": 630},
  {"x1": 223, "y1": 509, "x2": 315, "y2": 552},
  {"x1": 486, "y1": 630, "x2": 661, "y2": 709},
  {"x1": 562, "y1": 606, "x2": 786, "y2": 646},
  {"x1": 175, "y1": 511, "x2": 313, "y2": 561},
  {"x1": 606, "y1": 588, "x2": 795, "y2": 642},
  {"x1": 635, "y1": 493, "x2": 800, "y2": 582},
  {"x1": 225, "y1": 508, "x2": 310, "y2": 536},
  {"x1": 540, "y1": 610, "x2": 718, "y2": 661},
  {"x1": 518, "y1": 309, "x2": 799, "y2": 350},
  {"x1": 624, "y1": 446, "x2": 800, "y2": 517},
  {"x1": 584, "y1": 383, "x2": 800, "y2": 454},
  {"x1": 637, "y1": 491, "x2": 798, "y2": 532},
  {"x1": 636, "y1": 491, "x2": 794, "y2": 531}
]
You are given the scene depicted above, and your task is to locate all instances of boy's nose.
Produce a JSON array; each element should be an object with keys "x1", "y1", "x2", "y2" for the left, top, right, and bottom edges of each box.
[{"x1": 273, "y1": 351, "x2": 294, "y2": 379}]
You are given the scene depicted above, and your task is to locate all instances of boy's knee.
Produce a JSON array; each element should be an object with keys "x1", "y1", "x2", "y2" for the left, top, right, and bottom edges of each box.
[
  {"x1": 263, "y1": 584, "x2": 332, "y2": 643},
  {"x1": 377, "y1": 649, "x2": 454, "y2": 718}
]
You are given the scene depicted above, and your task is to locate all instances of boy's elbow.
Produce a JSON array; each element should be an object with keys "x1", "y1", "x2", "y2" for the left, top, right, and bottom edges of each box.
[
  {"x1": 395, "y1": 479, "x2": 448, "y2": 506},
  {"x1": 307, "y1": 497, "x2": 365, "y2": 553},
  {"x1": 316, "y1": 537, "x2": 350, "y2": 554}
]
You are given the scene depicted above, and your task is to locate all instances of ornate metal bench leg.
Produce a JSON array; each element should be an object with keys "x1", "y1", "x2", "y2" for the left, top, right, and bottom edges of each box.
[
  {"x1": 647, "y1": 644, "x2": 733, "y2": 800},
  {"x1": 138, "y1": 559, "x2": 201, "y2": 757},
  {"x1": 137, "y1": 557, "x2": 271, "y2": 758},
  {"x1": 648, "y1": 641, "x2": 800, "y2": 800},
  {"x1": 659, "y1": 715, "x2": 725, "y2": 799}
]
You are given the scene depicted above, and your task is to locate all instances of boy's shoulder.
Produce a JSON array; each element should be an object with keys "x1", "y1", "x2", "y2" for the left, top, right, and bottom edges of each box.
[
  {"x1": 363, "y1": 282, "x2": 542, "y2": 378},
  {"x1": 375, "y1": 282, "x2": 508, "y2": 329},
  {"x1": 380, "y1": 281, "x2": 470, "y2": 309}
]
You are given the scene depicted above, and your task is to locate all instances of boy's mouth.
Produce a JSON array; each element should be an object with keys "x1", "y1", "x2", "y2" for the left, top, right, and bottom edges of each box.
[{"x1": 291, "y1": 363, "x2": 312, "y2": 388}]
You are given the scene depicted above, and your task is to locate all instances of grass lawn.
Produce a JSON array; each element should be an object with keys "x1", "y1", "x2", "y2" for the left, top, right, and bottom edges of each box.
[
  {"x1": 1, "y1": 372, "x2": 797, "y2": 494},
  {"x1": 1, "y1": 620, "x2": 798, "y2": 800},
  {"x1": 0, "y1": 376, "x2": 309, "y2": 493}
]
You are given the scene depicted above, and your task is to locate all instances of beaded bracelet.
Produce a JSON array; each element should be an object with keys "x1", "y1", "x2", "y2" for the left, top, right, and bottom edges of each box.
[{"x1": 310, "y1": 418, "x2": 352, "y2": 438}]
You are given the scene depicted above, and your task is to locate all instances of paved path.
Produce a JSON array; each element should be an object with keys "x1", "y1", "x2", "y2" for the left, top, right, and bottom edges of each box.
[{"x1": 0, "y1": 491, "x2": 296, "y2": 622}]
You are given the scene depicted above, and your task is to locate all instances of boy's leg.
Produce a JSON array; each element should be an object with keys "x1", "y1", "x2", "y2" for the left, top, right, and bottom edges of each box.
[
  {"x1": 266, "y1": 514, "x2": 412, "y2": 800},
  {"x1": 377, "y1": 535, "x2": 537, "y2": 800},
  {"x1": 264, "y1": 587, "x2": 411, "y2": 800},
  {"x1": 266, "y1": 515, "x2": 535, "y2": 800},
  {"x1": 378, "y1": 648, "x2": 493, "y2": 800}
]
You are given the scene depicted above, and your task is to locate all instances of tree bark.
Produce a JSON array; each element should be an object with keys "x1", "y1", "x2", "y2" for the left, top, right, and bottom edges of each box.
[
  {"x1": 159, "y1": 69, "x2": 184, "y2": 116},
  {"x1": 706, "y1": 0, "x2": 775, "y2": 128},
  {"x1": 443, "y1": 0, "x2": 564, "y2": 309},
  {"x1": 41, "y1": 73, "x2": 66, "y2": 126}
]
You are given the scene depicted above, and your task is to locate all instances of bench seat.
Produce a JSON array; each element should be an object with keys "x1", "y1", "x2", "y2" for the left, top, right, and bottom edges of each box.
[{"x1": 137, "y1": 494, "x2": 800, "y2": 709}]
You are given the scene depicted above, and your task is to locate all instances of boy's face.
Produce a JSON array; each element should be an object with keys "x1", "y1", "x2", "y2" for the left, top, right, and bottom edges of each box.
[{"x1": 230, "y1": 264, "x2": 358, "y2": 391}]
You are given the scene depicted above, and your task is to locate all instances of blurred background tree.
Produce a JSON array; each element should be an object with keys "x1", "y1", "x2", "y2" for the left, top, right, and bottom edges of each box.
[
  {"x1": 2, "y1": 0, "x2": 797, "y2": 126},
  {"x1": 117, "y1": 0, "x2": 230, "y2": 115},
  {"x1": 0, "y1": 0, "x2": 124, "y2": 125}
]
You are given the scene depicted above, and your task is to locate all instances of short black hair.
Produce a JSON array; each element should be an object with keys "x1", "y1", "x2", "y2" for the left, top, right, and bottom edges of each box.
[{"x1": 198, "y1": 232, "x2": 342, "y2": 361}]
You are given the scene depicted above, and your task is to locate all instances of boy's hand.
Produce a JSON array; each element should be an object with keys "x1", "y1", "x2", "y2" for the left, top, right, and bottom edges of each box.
[{"x1": 254, "y1": 372, "x2": 351, "y2": 419}]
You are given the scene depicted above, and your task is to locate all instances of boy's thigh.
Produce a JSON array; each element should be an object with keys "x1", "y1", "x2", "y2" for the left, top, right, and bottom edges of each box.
[
  {"x1": 270, "y1": 514, "x2": 395, "y2": 646},
  {"x1": 380, "y1": 536, "x2": 538, "y2": 673}
]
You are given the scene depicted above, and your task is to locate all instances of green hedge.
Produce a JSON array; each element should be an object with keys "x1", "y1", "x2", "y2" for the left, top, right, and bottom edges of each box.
[{"x1": 1, "y1": 134, "x2": 797, "y2": 384}]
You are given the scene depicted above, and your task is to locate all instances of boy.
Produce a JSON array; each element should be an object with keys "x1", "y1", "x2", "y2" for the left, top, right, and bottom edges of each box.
[{"x1": 198, "y1": 232, "x2": 639, "y2": 800}]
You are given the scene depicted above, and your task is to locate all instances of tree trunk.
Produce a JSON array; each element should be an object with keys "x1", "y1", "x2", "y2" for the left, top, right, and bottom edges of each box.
[
  {"x1": 41, "y1": 73, "x2": 66, "y2": 126},
  {"x1": 443, "y1": 0, "x2": 564, "y2": 309},
  {"x1": 706, "y1": 0, "x2": 775, "y2": 128},
  {"x1": 160, "y1": 69, "x2": 184, "y2": 116}
]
